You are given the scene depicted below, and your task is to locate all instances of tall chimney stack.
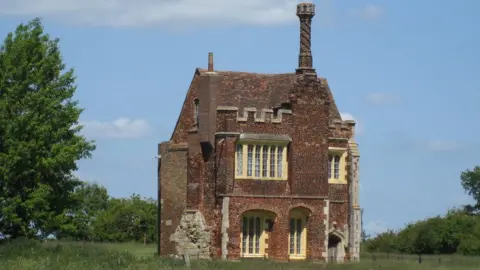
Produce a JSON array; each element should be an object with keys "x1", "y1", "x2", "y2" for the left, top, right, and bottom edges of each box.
[
  {"x1": 296, "y1": 2, "x2": 316, "y2": 75},
  {"x1": 208, "y1": 52, "x2": 214, "y2": 72}
]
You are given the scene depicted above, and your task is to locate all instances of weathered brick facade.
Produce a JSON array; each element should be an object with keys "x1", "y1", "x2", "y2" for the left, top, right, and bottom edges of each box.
[{"x1": 158, "y1": 3, "x2": 361, "y2": 262}]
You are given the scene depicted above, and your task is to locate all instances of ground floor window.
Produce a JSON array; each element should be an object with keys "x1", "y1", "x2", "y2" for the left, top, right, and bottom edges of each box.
[
  {"x1": 289, "y1": 209, "x2": 307, "y2": 259},
  {"x1": 241, "y1": 216, "x2": 262, "y2": 256}
]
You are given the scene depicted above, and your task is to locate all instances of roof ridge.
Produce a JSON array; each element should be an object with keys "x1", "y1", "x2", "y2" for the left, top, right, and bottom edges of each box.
[{"x1": 197, "y1": 68, "x2": 296, "y2": 76}]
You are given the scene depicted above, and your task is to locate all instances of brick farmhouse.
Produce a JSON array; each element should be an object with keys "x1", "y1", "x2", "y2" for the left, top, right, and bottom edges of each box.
[{"x1": 157, "y1": 2, "x2": 362, "y2": 262}]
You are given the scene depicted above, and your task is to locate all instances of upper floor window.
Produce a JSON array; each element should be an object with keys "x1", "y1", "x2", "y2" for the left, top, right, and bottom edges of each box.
[
  {"x1": 328, "y1": 147, "x2": 347, "y2": 184},
  {"x1": 193, "y1": 98, "x2": 199, "y2": 124},
  {"x1": 235, "y1": 143, "x2": 288, "y2": 180}
]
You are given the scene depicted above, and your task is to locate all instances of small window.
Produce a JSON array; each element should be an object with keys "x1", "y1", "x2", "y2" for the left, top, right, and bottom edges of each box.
[
  {"x1": 328, "y1": 150, "x2": 346, "y2": 183},
  {"x1": 194, "y1": 98, "x2": 199, "y2": 124}
]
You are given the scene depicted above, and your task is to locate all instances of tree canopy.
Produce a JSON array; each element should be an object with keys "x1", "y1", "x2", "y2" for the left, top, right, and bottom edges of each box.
[
  {"x1": 0, "y1": 18, "x2": 158, "y2": 244},
  {"x1": 364, "y1": 165, "x2": 480, "y2": 255},
  {"x1": 0, "y1": 18, "x2": 95, "y2": 238}
]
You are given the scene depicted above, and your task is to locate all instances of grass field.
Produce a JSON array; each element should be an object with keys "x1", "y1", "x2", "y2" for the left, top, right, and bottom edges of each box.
[{"x1": 1, "y1": 240, "x2": 479, "y2": 270}]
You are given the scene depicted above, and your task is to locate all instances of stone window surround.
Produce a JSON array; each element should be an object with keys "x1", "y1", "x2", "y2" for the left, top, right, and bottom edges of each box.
[
  {"x1": 235, "y1": 133, "x2": 290, "y2": 181},
  {"x1": 328, "y1": 147, "x2": 347, "y2": 184}
]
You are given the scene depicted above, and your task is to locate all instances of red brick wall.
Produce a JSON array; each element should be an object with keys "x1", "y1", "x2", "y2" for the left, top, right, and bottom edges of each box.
[
  {"x1": 161, "y1": 71, "x2": 353, "y2": 260},
  {"x1": 171, "y1": 71, "x2": 200, "y2": 143},
  {"x1": 225, "y1": 197, "x2": 328, "y2": 260},
  {"x1": 159, "y1": 143, "x2": 188, "y2": 255}
]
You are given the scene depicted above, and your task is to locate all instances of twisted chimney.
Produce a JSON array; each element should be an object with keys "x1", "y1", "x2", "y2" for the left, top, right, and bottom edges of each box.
[{"x1": 296, "y1": 2, "x2": 316, "y2": 75}]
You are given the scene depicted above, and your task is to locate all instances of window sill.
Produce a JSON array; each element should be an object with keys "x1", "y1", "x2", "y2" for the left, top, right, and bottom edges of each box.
[
  {"x1": 235, "y1": 177, "x2": 288, "y2": 181},
  {"x1": 289, "y1": 255, "x2": 306, "y2": 260},
  {"x1": 328, "y1": 180, "x2": 347, "y2": 185},
  {"x1": 241, "y1": 254, "x2": 266, "y2": 258}
]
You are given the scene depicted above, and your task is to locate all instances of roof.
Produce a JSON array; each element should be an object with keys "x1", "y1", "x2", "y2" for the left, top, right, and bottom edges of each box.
[{"x1": 197, "y1": 68, "x2": 342, "y2": 121}]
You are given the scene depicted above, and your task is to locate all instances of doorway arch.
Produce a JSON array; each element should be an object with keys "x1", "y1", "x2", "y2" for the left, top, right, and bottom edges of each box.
[{"x1": 327, "y1": 229, "x2": 346, "y2": 262}]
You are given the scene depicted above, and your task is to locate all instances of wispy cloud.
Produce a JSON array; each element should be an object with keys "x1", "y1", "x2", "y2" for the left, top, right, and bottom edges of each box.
[
  {"x1": 80, "y1": 118, "x2": 151, "y2": 139},
  {"x1": 340, "y1": 112, "x2": 364, "y2": 135},
  {"x1": 366, "y1": 93, "x2": 401, "y2": 105},
  {"x1": 350, "y1": 4, "x2": 385, "y2": 21},
  {"x1": 0, "y1": 0, "x2": 302, "y2": 27}
]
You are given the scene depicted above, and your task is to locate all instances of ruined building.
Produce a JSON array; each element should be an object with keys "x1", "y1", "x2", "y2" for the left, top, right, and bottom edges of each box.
[{"x1": 157, "y1": 2, "x2": 361, "y2": 262}]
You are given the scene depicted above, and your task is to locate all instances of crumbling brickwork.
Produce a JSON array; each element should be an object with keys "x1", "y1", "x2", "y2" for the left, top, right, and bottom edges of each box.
[{"x1": 158, "y1": 2, "x2": 361, "y2": 263}]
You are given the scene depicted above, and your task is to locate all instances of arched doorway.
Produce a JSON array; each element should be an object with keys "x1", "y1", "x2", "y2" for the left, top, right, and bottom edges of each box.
[
  {"x1": 240, "y1": 210, "x2": 276, "y2": 258},
  {"x1": 327, "y1": 230, "x2": 346, "y2": 262}
]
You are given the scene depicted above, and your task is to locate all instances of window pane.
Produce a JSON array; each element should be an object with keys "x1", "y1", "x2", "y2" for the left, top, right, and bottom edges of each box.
[
  {"x1": 277, "y1": 147, "x2": 283, "y2": 178},
  {"x1": 328, "y1": 155, "x2": 332, "y2": 179},
  {"x1": 236, "y1": 144, "x2": 243, "y2": 176},
  {"x1": 296, "y1": 219, "x2": 302, "y2": 254},
  {"x1": 255, "y1": 217, "x2": 261, "y2": 254},
  {"x1": 270, "y1": 146, "x2": 276, "y2": 177},
  {"x1": 255, "y1": 145, "x2": 261, "y2": 177},
  {"x1": 262, "y1": 146, "x2": 268, "y2": 177},
  {"x1": 247, "y1": 146, "x2": 253, "y2": 177},
  {"x1": 242, "y1": 217, "x2": 247, "y2": 254},
  {"x1": 248, "y1": 218, "x2": 254, "y2": 254},
  {"x1": 289, "y1": 218, "x2": 295, "y2": 254},
  {"x1": 334, "y1": 155, "x2": 340, "y2": 179}
]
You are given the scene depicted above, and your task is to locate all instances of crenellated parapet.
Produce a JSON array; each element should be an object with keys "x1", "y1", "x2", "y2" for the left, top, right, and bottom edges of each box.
[
  {"x1": 216, "y1": 106, "x2": 292, "y2": 124},
  {"x1": 329, "y1": 119, "x2": 355, "y2": 138}
]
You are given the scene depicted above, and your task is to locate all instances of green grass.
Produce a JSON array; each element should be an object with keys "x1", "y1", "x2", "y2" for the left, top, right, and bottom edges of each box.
[{"x1": 0, "y1": 240, "x2": 479, "y2": 270}]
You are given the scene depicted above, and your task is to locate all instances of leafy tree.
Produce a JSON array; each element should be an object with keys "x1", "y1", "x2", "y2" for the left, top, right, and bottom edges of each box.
[
  {"x1": 460, "y1": 166, "x2": 480, "y2": 214},
  {"x1": 57, "y1": 182, "x2": 109, "y2": 240},
  {"x1": 0, "y1": 18, "x2": 95, "y2": 238},
  {"x1": 91, "y1": 194, "x2": 157, "y2": 243}
]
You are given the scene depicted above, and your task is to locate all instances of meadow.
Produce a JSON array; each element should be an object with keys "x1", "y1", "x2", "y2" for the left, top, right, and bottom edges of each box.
[{"x1": 1, "y1": 239, "x2": 479, "y2": 270}]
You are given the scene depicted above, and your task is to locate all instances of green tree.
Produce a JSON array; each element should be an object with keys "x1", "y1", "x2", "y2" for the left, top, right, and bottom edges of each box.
[
  {"x1": 91, "y1": 194, "x2": 157, "y2": 243},
  {"x1": 460, "y1": 166, "x2": 480, "y2": 214},
  {"x1": 57, "y1": 182, "x2": 109, "y2": 240},
  {"x1": 0, "y1": 18, "x2": 95, "y2": 238}
]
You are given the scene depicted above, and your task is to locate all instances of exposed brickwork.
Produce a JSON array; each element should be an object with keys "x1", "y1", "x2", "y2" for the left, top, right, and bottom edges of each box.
[
  {"x1": 225, "y1": 197, "x2": 327, "y2": 260},
  {"x1": 158, "y1": 3, "x2": 360, "y2": 263},
  {"x1": 329, "y1": 202, "x2": 348, "y2": 228},
  {"x1": 159, "y1": 142, "x2": 188, "y2": 255}
]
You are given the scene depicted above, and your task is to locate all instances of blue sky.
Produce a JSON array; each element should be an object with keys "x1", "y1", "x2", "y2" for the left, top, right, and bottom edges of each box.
[{"x1": 0, "y1": 0, "x2": 478, "y2": 236}]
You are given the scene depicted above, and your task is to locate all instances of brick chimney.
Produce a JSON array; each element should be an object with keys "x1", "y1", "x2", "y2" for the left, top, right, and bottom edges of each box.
[
  {"x1": 208, "y1": 52, "x2": 214, "y2": 72},
  {"x1": 296, "y1": 2, "x2": 316, "y2": 75}
]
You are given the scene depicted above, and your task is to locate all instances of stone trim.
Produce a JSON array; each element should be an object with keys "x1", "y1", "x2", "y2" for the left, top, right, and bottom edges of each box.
[
  {"x1": 168, "y1": 143, "x2": 188, "y2": 151},
  {"x1": 329, "y1": 119, "x2": 354, "y2": 131},
  {"x1": 238, "y1": 133, "x2": 292, "y2": 143},
  {"x1": 348, "y1": 139, "x2": 360, "y2": 157},
  {"x1": 221, "y1": 197, "x2": 230, "y2": 260},
  {"x1": 322, "y1": 200, "x2": 329, "y2": 260},
  {"x1": 216, "y1": 106, "x2": 292, "y2": 123},
  {"x1": 217, "y1": 194, "x2": 327, "y2": 199}
]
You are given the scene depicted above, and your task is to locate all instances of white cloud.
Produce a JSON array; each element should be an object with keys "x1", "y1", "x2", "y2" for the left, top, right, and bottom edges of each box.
[
  {"x1": 350, "y1": 4, "x2": 385, "y2": 21},
  {"x1": 366, "y1": 93, "x2": 401, "y2": 105},
  {"x1": 340, "y1": 112, "x2": 364, "y2": 135},
  {"x1": 364, "y1": 220, "x2": 388, "y2": 236},
  {"x1": 80, "y1": 118, "x2": 151, "y2": 139},
  {"x1": 0, "y1": 0, "x2": 302, "y2": 27},
  {"x1": 426, "y1": 139, "x2": 461, "y2": 152}
]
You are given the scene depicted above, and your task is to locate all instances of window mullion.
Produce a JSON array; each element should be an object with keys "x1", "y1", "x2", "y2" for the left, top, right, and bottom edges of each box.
[
  {"x1": 260, "y1": 146, "x2": 263, "y2": 179},
  {"x1": 274, "y1": 147, "x2": 278, "y2": 178},
  {"x1": 243, "y1": 145, "x2": 247, "y2": 177},
  {"x1": 267, "y1": 146, "x2": 270, "y2": 179}
]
